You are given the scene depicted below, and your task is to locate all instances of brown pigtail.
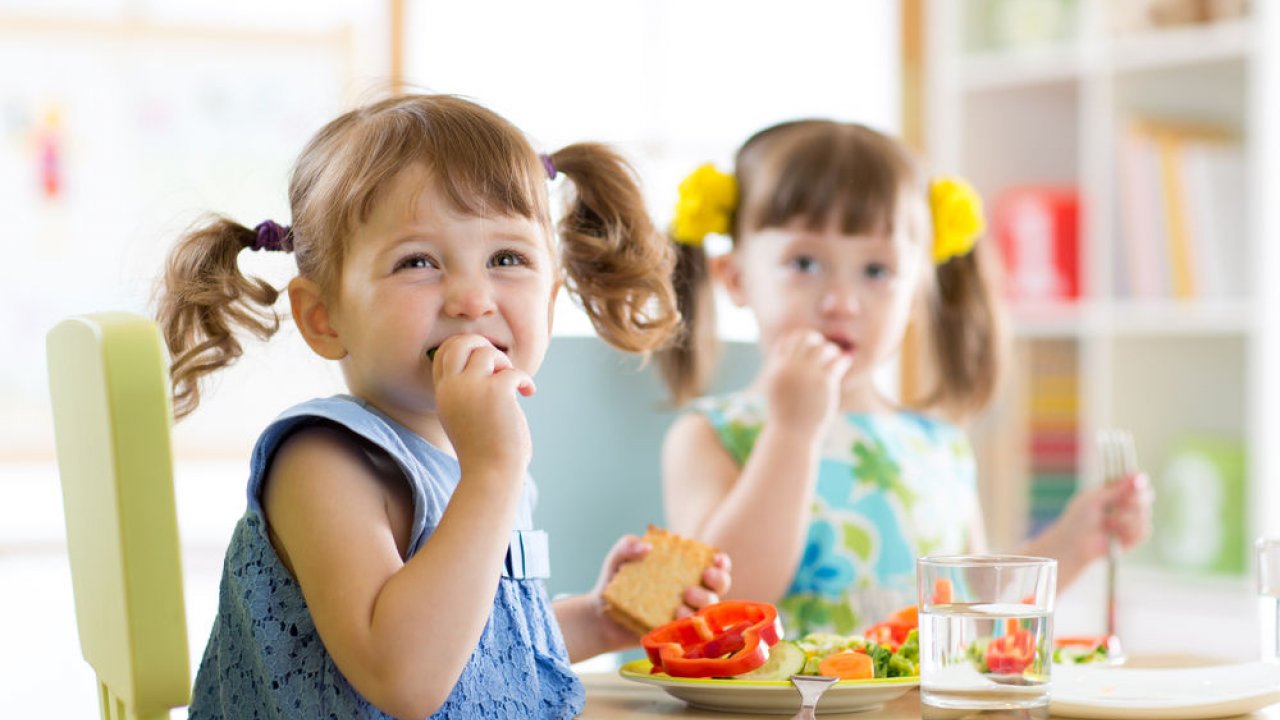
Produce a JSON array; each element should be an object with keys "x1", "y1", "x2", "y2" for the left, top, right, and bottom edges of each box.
[
  {"x1": 656, "y1": 242, "x2": 719, "y2": 406},
  {"x1": 921, "y1": 240, "x2": 1007, "y2": 420},
  {"x1": 550, "y1": 144, "x2": 680, "y2": 354},
  {"x1": 155, "y1": 216, "x2": 285, "y2": 420}
]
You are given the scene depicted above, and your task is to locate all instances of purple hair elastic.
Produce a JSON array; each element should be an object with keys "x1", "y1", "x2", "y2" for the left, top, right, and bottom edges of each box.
[
  {"x1": 252, "y1": 220, "x2": 293, "y2": 252},
  {"x1": 539, "y1": 153, "x2": 557, "y2": 181}
]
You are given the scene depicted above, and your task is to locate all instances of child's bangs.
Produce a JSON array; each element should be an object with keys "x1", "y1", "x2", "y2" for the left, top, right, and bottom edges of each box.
[
  {"x1": 331, "y1": 101, "x2": 547, "y2": 235},
  {"x1": 743, "y1": 127, "x2": 912, "y2": 238},
  {"x1": 420, "y1": 134, "x2": 546, "y2": 222}
]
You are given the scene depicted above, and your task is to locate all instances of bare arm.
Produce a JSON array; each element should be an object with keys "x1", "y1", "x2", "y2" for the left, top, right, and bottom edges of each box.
[
  {"x1": 553, "y1": 594, "x2": 637, "y2": 662},
  {"x1": 265, "y1": 335, "x2": 535, "y2": 719},
  {"x1": 264, "y1": 427, "x2": 521, "y2": 719},
  {"x1": 663, "y1": 330, "x2": 848, "y2": 603},
  {"x1": 662, "y1": 412, "x2": 821, "y2": 603}
]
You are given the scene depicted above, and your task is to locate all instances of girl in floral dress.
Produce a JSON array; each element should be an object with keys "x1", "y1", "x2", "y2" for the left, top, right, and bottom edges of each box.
[{"x1": 656, "y1": 120, "x2": 1151, "y2": 637}]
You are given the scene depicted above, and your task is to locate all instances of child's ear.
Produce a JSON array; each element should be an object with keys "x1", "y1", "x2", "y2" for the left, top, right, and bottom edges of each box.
[
  {"x1": 288, "y1": 276, "x2": 347, "y2": 360},
  {"x1": 710, "y1": 253, "x2": 749, "y2": 307}
]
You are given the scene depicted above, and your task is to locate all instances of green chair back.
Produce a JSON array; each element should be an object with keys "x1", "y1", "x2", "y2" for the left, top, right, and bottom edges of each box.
[{"x1": 47, "y1": 312, "x2": 189, "y2": 720}]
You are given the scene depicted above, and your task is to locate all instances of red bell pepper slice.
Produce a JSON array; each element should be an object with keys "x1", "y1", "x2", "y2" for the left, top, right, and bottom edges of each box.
[
  {"x1": 987, "y1": 619, "x2": 1036, "y2": 674},
  {"x1": 640, "y1": 600, "x2": 782, "y2": 678},
  {"x1": 863, "y1": 604, "x2": 918, "y2": 651}
]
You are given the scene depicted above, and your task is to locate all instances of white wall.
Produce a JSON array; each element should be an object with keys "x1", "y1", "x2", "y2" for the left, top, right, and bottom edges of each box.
[{"x1": 405, "y1": 0, "x2": 902, "y2": 341}]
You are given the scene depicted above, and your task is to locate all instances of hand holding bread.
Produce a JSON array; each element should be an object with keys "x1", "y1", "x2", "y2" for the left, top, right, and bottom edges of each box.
[{"x1": 597, "y1": 526, "x2": 732, "y2": 636}]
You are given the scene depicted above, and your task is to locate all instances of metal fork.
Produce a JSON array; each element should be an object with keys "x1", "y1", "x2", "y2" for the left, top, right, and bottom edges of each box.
[
  {"x1": 1098, "y1": 429, "x2": 1138, "y2": 661},
  {"x1": 789, "y1": 675, "x2": 837, "y2": 720}
]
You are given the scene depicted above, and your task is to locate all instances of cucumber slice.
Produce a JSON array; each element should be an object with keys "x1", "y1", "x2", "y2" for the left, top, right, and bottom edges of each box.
[{"x1": 733, "y1": 641, "x2": 806, "y2": 681}]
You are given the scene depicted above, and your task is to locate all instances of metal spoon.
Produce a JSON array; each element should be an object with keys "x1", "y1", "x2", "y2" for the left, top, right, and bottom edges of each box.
[{"x1": 789, "y1": 675, "x2": 837, "y2": 720}]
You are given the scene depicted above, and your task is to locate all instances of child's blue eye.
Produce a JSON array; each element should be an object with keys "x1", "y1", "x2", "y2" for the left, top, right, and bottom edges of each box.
[
  {"x1": 865, "y1": 262, "x2": 892, "y2": 279},
  {"x1": 394, "y1": 253, "x2": 434, "y2": 271},
  {"x1": 490, "y1": 250, "x2": 529, "y2": 268},
  {"x1": 789, "y1": 256, "x2": 819, "y2": 274}
]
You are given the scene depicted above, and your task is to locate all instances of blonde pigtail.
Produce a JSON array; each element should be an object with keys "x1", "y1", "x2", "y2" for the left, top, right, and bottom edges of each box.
[
  {"x1": 550, "y1": 144, "x2": 680, "y2": 355},
  {"x1": 155, "y1": 216, "x2": 286, "y2": 419}
]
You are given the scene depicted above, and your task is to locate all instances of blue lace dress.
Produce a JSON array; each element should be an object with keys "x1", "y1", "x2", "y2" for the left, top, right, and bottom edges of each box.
[
  {"x1": 188, "y1": 395, "x2": 584, "y2": 719},
  {"x1": 693, "y1": 393, "x2": 977, "y2": 637}
]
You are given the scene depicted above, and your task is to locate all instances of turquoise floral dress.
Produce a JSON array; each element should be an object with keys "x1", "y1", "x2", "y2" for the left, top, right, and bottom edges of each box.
[{"x1": 693, "y1": 393, "x2": 977, "y2": 638}]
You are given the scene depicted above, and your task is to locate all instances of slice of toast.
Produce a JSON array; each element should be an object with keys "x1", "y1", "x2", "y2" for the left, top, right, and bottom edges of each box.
[{"x1": 602, "y1": 525, "x2": 717, "y2": 635}]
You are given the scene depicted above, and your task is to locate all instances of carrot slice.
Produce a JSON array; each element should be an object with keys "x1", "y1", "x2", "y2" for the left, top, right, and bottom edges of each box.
[
  {"x1": 932, "y1": 578, "x2": 954, "y2": 604},
  {"x1": 818, "y1": 651, "x2": 874, "y2": 680},
  {"x1": 887, "y1": 605, "x2": 918, "y2": 627}
]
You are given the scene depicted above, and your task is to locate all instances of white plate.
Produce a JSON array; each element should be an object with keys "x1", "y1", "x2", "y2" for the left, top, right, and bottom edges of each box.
[
  {"x1": 1050, "y1": 661, "x2": 1280, "y2": 719},
  {"x1": 619, "y1": 659, "x2": 918, "y2": 715}
]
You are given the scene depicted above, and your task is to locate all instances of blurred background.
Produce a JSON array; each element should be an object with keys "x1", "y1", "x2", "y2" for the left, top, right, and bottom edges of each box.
[{"x1": 3, "y1": 0, "x2": 1277, "y2": 715}]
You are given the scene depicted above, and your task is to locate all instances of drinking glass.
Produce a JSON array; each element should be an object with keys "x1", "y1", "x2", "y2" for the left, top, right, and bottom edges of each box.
[
  {"x1": 1258, "y1": 538, "x2": 1280, "y2": 662},
  {"x1": 917, "y1": 555, "x2": 1057, "y2": 720}
]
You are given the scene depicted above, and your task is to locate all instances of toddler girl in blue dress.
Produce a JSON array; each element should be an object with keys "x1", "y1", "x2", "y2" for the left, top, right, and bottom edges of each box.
[{"x1": 156, "y1": 94, "x2": 730, "y2": 719}]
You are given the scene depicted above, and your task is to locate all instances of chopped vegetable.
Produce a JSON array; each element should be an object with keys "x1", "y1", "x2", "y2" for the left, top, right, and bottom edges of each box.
[
  {"x1": 733, "y1": 640, "x2": 805, "y2": 681},
  {"x1": 1053, "y1": 635, "x2": 1110, "y2": 664},
  {"x1": 818, "y1": 651, "x2": 874, "y2": 680},
  {"x1": 986, "y1": 620, "x2": 1035, "y2": 675},
  {"x1": 862, "y1": 603, "x2": 918, "y2": 652},
  {"x1": 646, "y1": 604, "x2": 921, "y2": 682},
  {"x1": 887, "y1": 605, "x2": 919, "y2": 626},
  {"x1": 869, "y1": 643, "x2": 893, "y2": 678},
  {"x1": 932, "y1": 578, "x2": 954, "y2": 605},
  {"x1": 966, "y1": 636, "x2": 990, "y2": 673},
  {"x1": 891, "y1": 629, "x2": 919, "y2": 677},
  {"x1": 641, "y1": 600, "x2": 782, "y2": 678}
]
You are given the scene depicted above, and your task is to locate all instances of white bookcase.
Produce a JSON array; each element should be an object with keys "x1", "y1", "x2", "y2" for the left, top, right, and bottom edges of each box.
[{"x1": 925, "y1": 0, "x2": 1280, "y2": 657}]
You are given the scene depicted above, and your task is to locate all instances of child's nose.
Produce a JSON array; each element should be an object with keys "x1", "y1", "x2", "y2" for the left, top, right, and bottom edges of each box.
[
  {"x1": 819, "y1": 284, "x2": 860, "y2": 316},
  {"x1": 443, "y1": 276, "x2": 497, "y2": 319}
]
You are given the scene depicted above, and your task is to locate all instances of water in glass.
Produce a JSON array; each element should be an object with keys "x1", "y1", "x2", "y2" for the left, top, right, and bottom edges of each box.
[{"x1": 921, "y1": 602, "x2": 1052, "y2": 720}]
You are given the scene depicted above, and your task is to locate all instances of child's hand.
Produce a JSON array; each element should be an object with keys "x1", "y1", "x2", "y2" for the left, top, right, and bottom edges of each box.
[
  {"x1": 589, "y1": 535, "x2": 733, "y2": 642},
  {"x1": 1056, "y1": 472, "x2": 1155, "y2": 561},
  {"x1": 761, "y1": 329, "x2": 853, "y2": 432},
  {"x1": 674, "y1": 552, "x2": 732, "y2": 619},
  {"x1": 431, "y1": 334, "x2": 537, "y2": 476}
]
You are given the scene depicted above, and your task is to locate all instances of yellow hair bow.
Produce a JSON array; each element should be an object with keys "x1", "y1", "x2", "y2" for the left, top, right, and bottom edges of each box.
[
  {"x1": 930, "y1": 176, "x2": 985, "y2": 264},
  {"x1": 672, "y1": 163, "x2": 738, "y2": 246}
]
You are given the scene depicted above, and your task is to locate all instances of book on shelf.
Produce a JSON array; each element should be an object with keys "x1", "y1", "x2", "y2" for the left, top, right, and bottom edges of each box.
[
  {"x1": 1116, "y1": 118, "x2": 1248, "y2": 301},
  {"x1": 1025, "y1": 340, "x2": 1079, "y2": 537},
  {"x1": 995, "y1": 186, "x2": 1080, "y2": 304}
]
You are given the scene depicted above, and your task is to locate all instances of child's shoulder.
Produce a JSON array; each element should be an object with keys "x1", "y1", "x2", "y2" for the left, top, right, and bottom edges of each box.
[{"x1": 255, "y1": 394, "x2": 455, "y2": 477}]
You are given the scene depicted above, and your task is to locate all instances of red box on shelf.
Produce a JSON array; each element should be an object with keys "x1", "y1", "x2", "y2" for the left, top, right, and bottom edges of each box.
[{"x1": 994, "y1": 186, "x2": 1081, "y2": 302}]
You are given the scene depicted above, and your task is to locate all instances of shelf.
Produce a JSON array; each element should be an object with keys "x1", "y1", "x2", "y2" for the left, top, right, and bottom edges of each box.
[
  {"x1": 1010, "y1": 301, "x2": 1087, "y2": 338},
  {"x1": 1111, "y1": 19, "x2": 1252, "y2": 74},
  {"x1": 935, "y1": 0, "x2": 1279, "y2": 623},
  {"x1": 960, "y1": 43, "x2": 1082, "y2": 91},
  {"x1": 957, "y1": 20, "x2": 1252, "y2": 91},
  {"x1": 1010, "y1": 299, "x2": 1253, "y2": 338},
  {"x1": 1107, "y1": 299, "x2": 1253, "y2": 335}
]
